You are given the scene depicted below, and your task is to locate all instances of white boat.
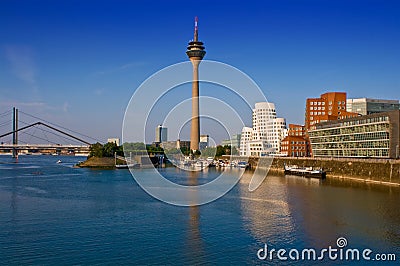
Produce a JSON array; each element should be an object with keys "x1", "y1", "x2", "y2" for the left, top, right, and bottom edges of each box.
[
  {"x1": 56, "y1": 160, "x2": 62, "y2": 164},
  {"x1": 237, "y1": 161, "x2": 249, "y2": 169},
  {"x1": 206, "y1": 157, "x2": 214, "y2": 163},
  {"x1": 194, "y1": 160, "x2": 208, "y2": 169},
  {"x1": 284, "y1": 164, "x2": 326, "y2": 179},
  {"x1": 116, "y1": 163, "x2": 140, "y2": 169}
]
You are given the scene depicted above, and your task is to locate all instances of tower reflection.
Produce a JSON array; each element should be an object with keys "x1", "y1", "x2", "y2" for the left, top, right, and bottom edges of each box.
[{"x1": 185, "y1": 170, "x2": 205, "y2": 263}]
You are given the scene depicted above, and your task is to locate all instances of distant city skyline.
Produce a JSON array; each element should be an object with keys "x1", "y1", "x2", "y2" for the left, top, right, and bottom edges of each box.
[{"x1": 1, "y1": 0, "x2": 400, "y2": 144}]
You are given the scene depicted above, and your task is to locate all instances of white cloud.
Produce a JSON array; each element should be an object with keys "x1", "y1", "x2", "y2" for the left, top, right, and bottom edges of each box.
[
  {"x1": 0, "y1": 101, "x2": 45, "y2": 108},
  {"x1": 94, "y1": 88, "x2": 105, "y2": 95},
  {"x1": 4, "y1": 45, "x2": 37, "y2": 86},
  {"x1": 92, "y1": 61, "x2": 148, "y2": 76},
  {"x1": 63, "y1": 102, "x2": 69, "y2": 112}
]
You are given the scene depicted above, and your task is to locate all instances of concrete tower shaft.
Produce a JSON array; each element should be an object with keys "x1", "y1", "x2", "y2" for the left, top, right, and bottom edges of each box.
[{"x1": 186, "y1": 17, "x2": 206, "y2": 151}]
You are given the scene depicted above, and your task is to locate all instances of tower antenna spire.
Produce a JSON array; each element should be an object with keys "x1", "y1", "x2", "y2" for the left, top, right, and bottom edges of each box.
[
  {"x1": 186, "y1": 16, "x2": 205, "y2": 152},
  {"x1": 194, "y1": 16, "x2": 198, "y2": 42}
]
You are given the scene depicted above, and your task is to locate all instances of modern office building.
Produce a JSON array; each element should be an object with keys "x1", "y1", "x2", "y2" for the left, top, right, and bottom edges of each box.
[
  {"x1": 221, "y1": 134, "x2": 241, "y2": 148},
  {"x1": 309, "y1": 110, "x2": 400, "y2": 158},
  {"x1": 107, "y1": 138, "x2": 120, "y2": 146},
  {"x1": 161, "y1": 139, "x2": 190, "y2": 151},
  {"x1": 239, "y1": 102, "x2": 287, "y2": 157},
  {"x1": 199, "y1": 134, "x2": 209, "y2": 150},
  {"x1": 347, "y1": 98, "x2": 400, "y2": 115},
  {"x1": 155, "y1": 125, "x2": 168, "y2": 143},
  {"x1": 239, "y1": 127, "x2": 253, "y2": 156},
  {"x1": 305, "y1": 92, "x2": 359, "y2": 131}
]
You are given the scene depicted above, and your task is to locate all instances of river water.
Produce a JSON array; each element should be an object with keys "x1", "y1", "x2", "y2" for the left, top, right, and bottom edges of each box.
[{"x1": 0, "y1": 155, "x2": 399, "y2": 265}]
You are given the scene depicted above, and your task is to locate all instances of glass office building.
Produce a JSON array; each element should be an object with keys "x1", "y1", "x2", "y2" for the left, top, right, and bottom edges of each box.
[
  {"x1": 309, "y1": 110, "x2": 400, "y2": 158},
  {"x1": 347, "y1": 98, "x2": 399, "y2": 115}
]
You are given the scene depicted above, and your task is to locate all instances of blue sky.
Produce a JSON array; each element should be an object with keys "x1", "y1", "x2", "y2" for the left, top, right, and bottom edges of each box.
[{"x1": 1, "y1": 0, "x2": 399, "y2": 144}]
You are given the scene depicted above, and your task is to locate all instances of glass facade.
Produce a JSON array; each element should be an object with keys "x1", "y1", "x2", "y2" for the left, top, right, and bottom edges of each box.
[
  {"x1": 347, "y1": 98, "x2": 400, "y2": 115},
  {"x1": 309, "y1": 115, "x2": 391, "y2": 158}
]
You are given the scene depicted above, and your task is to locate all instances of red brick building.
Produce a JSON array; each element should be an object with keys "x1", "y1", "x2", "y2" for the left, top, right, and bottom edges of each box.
[
  {"x1": 305, "y1": 92, "x2": 359, "y2": 131},
  {"x1": 280, "y1": 124, "x2": 309, "y2": 157},
  {"x1": 287, "y1": 124, "x2": 306, "y2": 137},
  {"x1": 280, "y1": 136, "x2": 309, "y2": 157}
]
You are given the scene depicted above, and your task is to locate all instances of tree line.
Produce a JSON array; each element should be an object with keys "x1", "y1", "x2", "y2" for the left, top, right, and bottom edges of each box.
[{"x1": 89, "y1": 142, "x2": 238, "y2": 158}]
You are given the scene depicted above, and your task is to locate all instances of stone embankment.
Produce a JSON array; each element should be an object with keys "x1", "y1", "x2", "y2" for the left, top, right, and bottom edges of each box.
[
  {"x1": 248, "y1": 157, "x2": 400, "y2": 186},
  {"x1": 75, "y1": 156, "x2": 126, "y2": 169}
]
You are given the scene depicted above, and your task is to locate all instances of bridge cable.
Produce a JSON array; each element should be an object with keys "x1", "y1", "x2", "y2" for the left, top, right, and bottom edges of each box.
[
  {"x1": 0, "y1": 110, "x2": 12, "y2": 118},
  {"x1": 19, "y1": 111, "x2": 104, "y2": 143},
  {"x1": 18, "y1": 120, "x2": 83, "y2": 145},
  {"x1": 19, "y1": 131, "x2": 61, "y2": 145},
  {"x1": 0, "y1": 120, "x2": 12, "y2": 128}
]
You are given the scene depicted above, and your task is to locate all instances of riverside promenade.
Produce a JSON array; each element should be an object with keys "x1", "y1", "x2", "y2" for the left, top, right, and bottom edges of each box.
[{"x1": 232, "y1": 156, "x2": 400, "y2": 186}]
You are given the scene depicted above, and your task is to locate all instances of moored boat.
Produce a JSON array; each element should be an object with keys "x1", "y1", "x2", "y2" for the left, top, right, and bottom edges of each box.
[
  {"x1": 116, "y1": 163, "x2": 140, "y2": 169},
  {"x1": 284, "y1": 164, "x2": 326, "y2": 179},
  {"x1": 237, "y1": 161, "x2": 249, "y2": 169}
]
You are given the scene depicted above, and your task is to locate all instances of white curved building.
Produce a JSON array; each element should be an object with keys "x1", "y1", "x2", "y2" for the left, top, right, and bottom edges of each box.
[{"x1": 240, "y1": 102, "x2": 287, "y2": 157}]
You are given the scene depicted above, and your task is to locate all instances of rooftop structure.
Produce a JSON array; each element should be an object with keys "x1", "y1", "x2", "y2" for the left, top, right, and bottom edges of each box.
[{"x1": 347, "y1": 98, "x2": 400, "y2": 115}]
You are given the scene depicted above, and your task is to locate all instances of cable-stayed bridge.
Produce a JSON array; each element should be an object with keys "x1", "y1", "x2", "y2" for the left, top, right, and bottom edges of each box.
[{"x1": 0, "y1": 108, "x2": 102, "y2": 157}]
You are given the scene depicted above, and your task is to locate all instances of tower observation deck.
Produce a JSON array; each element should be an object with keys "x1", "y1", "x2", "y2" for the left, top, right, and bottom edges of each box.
[{"x1": 186, "y1": 16, "x2": 206, "y2": 151}]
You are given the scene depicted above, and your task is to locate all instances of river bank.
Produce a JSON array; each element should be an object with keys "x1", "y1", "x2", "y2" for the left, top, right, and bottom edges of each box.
[
  {"x1": 78, "y1": 155, "x2": 400, "y2": 186},
  {"x1": 75, "y1": 156, "x2": 126, "y2": 169},
  {"x1": 247, "y1": 157, "x2": 400, "y2": 186}
]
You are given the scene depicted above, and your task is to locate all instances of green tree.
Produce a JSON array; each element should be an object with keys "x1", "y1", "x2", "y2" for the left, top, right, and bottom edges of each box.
[
  {"x1": 123, "y1": 142, "x2": 146, "y2": 151},
  {"x1": 164, "y1": 148, "x2": 181, "y2": 155},
  {"x1": 231, "y1": 146, "x2": 239, "y2": 155},
  {"x1": 180, "y1": 147, "x2": 190, "y2": 156},
  {"x1": 146, "y1": 145, "x2": 164, "y2": 154},
  {"x1": 89, "y1": 142, "x2": 104, "y2": 158},
  {"x1": 103, "y1": 142, "x2": 118, "y2": 157},
  {"x1": 200, "y1": 147, "x2": 217, "y2": 158},
  {"x1": 215, "y1": 145, "x2": 234, "y2": 157}
]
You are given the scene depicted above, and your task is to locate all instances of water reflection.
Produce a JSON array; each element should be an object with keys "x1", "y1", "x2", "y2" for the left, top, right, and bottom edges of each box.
[
  {"x1": 238, "y1": 171, "x2": 400, "y2": 251},
  {"x1": 185, "y1": 171, "x2": 205, "y2": 263},
  {"x1": 238, "y1": 170, "x2": 296, "y2": 245}
]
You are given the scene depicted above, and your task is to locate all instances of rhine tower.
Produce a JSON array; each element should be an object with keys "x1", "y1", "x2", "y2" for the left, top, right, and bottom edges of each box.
[{"x1": 186, "y1": 16, "x2": 206, "y2": 151}]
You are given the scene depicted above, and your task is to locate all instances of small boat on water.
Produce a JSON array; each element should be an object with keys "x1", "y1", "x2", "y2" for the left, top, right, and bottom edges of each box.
[
  {"x1": 284, "y1": 164, "x2": 326, "y2": 179},
  {"x1": 56, "y1": 160, "x2": 62, "y2": 164},
  {"x1": 237, "y1": 161, "x2": 249, "y2": 169},
  {"x1": 193, "y1": 160, "x2": 208, "y2": 170},
  {"x1": 116, "y1": 163, "x2": 140, "y2": 169}
]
